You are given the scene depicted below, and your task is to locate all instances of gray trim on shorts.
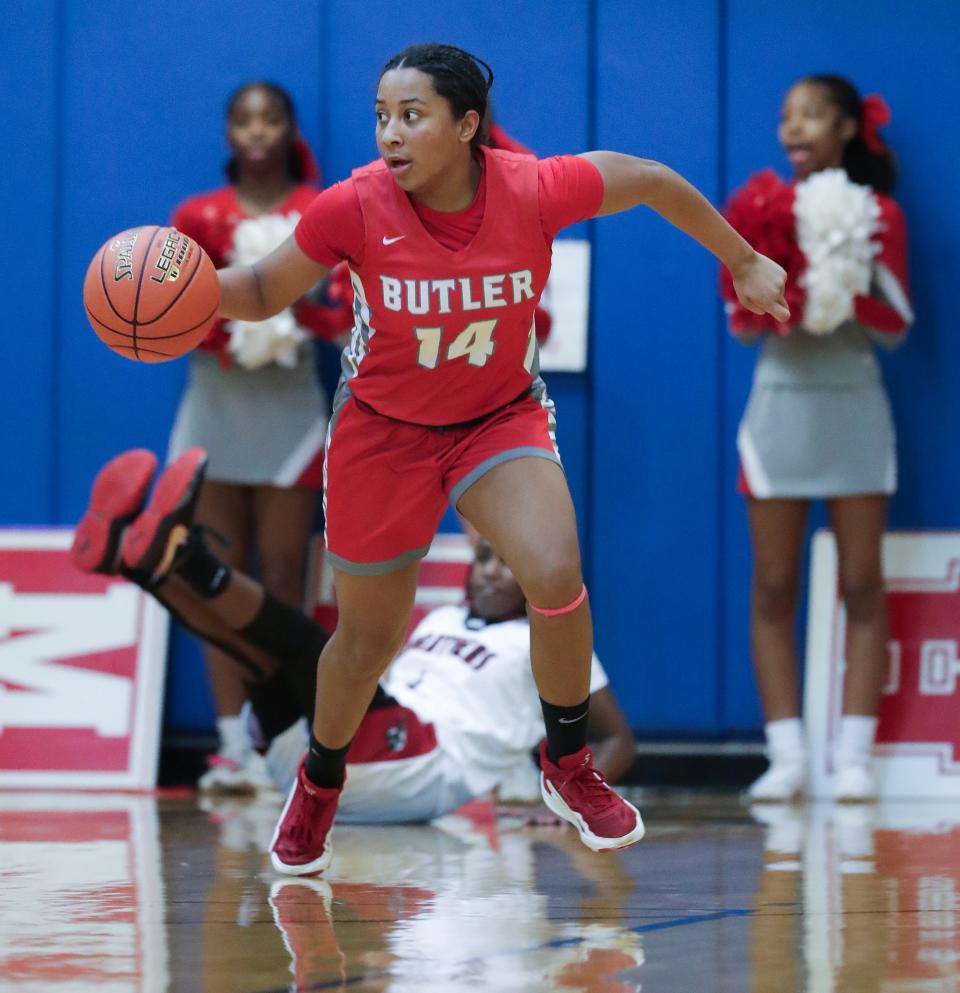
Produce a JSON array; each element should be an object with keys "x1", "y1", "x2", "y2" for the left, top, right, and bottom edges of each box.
[
  {"x1": 326, "y1": 544, "x2": 431, "y2": 576},
  {"x1": 449, "y1": 447, "x2": 563, "y2": 507}
]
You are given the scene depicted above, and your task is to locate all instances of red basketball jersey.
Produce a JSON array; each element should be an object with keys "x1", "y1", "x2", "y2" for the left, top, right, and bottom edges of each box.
[{"x1": 343, "y1": 147, "x2": 553, "y2": 425}]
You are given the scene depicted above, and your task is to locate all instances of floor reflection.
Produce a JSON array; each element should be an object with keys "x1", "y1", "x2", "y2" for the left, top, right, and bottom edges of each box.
[
  {"x1": 749, "y1": 802, "x2": 960, "y2": 993},
  {"x1": 0, "y1": 793, "x2": 168, "y2": 993},
  {"x1": 3, "y1": 792, "x2": 960, "y2": 992}
]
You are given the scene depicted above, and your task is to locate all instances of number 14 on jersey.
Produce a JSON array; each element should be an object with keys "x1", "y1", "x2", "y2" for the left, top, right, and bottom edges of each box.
[{"x1": 415, "y1": 319, "x2": 537, "y2": 372}]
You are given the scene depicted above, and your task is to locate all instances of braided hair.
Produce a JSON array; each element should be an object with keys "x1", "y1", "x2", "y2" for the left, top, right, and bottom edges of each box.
[{"x1": 380, "y1": 43, "x2": 495, "y2": 148}]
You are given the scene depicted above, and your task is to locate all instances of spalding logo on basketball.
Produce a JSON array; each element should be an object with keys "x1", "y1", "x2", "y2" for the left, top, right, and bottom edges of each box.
[{"x1": 83, "y1": 225, "x2": 220, "y2": 362}]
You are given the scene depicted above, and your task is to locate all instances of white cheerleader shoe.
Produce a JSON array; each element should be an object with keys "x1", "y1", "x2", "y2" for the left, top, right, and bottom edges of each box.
[
  {"x1": 832, "y1": 762, "x2": 877, "y2": 803},
  {"x1": 198, "y1": 748, "x2": 276, "y2": 796},
  {"x1": 747, "y1": 755, "x2": 806, "y2": 802}
]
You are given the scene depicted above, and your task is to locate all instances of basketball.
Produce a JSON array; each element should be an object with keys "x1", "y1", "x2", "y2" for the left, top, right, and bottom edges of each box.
[{"x1": 83, "y1": 225, "x2": 220, "y2": 362}]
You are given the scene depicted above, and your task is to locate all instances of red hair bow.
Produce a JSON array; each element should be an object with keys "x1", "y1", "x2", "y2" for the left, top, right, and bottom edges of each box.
[{"x1": 861, "y1": 94, "x2": 891, "y2": 154}]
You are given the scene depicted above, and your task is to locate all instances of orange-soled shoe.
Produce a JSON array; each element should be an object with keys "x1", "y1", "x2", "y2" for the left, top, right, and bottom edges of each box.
[{"x1": 120, "y1": 447, "x2": 207, "y2": 581}]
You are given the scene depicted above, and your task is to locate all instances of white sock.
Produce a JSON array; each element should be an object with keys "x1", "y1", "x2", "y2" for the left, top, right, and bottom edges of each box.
[
  {"x1": 217, "y1": 714, "x2": 249, "y2": 757},
  {"x1": 837, "y1": 715, "x2": 877, "y2": 768},
  {"x1": 765, "y1": 717, "x2": 804, "y2": 762}
]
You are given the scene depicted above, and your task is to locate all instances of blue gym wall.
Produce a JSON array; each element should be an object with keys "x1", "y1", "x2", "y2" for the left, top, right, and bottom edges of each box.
[{"x1": 2, "y1": 0, "x2": 956, "y2": 738}]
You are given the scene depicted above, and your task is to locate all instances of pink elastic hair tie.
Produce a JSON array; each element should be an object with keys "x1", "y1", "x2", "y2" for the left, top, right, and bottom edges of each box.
[{"x1": 529, "y1": 583, "x2": 587, "y2": 618}]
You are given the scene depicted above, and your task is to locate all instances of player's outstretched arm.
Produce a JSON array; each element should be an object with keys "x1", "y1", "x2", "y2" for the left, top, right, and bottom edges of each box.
[
  {"x1": 217, "y1": 236, "x2": 331, "y2": 322},
  {"x1": 580, "y1": 151, "x2": 790, "y2": 322}
]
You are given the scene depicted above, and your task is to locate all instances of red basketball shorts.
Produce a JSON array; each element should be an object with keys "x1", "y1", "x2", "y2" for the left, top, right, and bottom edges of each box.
[{"x1": 323, "y1": 387, "x2": 560, "y2": 574}]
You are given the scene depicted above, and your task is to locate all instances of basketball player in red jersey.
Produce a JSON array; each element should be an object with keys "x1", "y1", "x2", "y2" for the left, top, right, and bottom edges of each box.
[{"x1": 202, "y1": 43, "x2": 789, "y2": 875}]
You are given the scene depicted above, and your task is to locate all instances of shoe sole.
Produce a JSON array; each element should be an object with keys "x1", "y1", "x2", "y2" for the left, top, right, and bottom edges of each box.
[
  {"x1": 121, "y1": 448, "x2": 207, "y2": 578},
  {"x1": 198, "y1": 769, "x2": 277, "y2": 797},
  {"x1": 269, "y1": 778, "x2": 334, "y2": 877},
  {"x1": 71, "y1": 450, "x2": 158, "y2": 573},
  {"x1": 540, "y1": 775, "x2": 646, "y2": 853},
  {"x1": 198, "y1": 776, "x2": 267, "y2": 797}
]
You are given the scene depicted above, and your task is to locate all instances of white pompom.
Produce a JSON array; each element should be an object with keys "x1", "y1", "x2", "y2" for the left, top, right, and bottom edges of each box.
[
  {"x1": 794, "y1": 169, "x2": 881, "y2": 335},
  {"x1": 226, "y1": 213, "x2": 308, "y2": 369},
  {"x1": 229, "y1": 213, "x2": 300, "y2": 267}
]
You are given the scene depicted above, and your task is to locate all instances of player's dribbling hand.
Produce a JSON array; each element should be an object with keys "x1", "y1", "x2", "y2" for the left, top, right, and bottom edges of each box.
[{"x1": 731, "y1": 251, "x2": 790, "y2": 323}]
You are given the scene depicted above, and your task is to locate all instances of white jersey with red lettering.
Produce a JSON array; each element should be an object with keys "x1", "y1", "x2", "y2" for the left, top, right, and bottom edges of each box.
[
  {"x1": 264, "y1": 605, "x2": 608, "y2": 822},
  {"x1": 384, "y1": 606, "x2": 608, "y2": 798}
]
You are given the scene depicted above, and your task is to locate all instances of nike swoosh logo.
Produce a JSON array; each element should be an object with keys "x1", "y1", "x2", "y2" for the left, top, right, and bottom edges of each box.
[
  {"x1": 382, "y1": 235, "x2": 406, "y2": 245},
  {"x1": 558, "y1": 712, "x2": 588, "y2": 724}
]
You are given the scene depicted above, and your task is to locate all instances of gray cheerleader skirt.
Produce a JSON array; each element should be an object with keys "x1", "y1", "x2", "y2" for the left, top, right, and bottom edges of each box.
[
  {"x1": 737, "y1": 382, "x2": 897, "y2": 499},
  {"x1": 168, "y1": 349, "x2": 329, "y2": 488}
]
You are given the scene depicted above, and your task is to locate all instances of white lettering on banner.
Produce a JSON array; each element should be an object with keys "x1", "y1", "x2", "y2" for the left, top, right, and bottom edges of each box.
[
  {"x1": 0, "y1": 582, "x2": 137, "y2": 736},
  {"x1": 882, "y1": 640, "x2": 901, "y2": 695},
  {"x1": 920, "y1": 640, "x2": 960, "y2": 696}
]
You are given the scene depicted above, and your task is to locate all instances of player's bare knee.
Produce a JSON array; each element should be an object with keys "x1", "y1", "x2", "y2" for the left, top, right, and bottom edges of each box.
[
  {"x1": 518, "y1": 557, "x2": 583, "y2": 611},
  {"x1": 329, "y1": 625, "x2": 407, "y2": 682}
]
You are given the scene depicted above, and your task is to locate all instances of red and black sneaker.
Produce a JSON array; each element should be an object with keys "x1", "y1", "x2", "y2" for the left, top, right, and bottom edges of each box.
[
  {"x1": 121, "y1": 447, "x2": 207, "y2": 582},
  {"x1": 539, "y1": 742, "x2": 645, "y2": 853},
  {"x1": 270, "y1": 759, "x2": 342, "y2": 876},
  {"x1": 71, "y1": 449, "x2": 158, "y2": 574}
]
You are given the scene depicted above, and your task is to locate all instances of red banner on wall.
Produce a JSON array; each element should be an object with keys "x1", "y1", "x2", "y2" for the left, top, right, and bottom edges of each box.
[
  {"x1": 307, "y1": 532, "x2": 473, "y2": 635},
  {"x1": 0, "y1": 530, "x2": 168, "y2": 789},
  {"x1": 806, "y1": 531, "x2": 960, "y2": 798}
]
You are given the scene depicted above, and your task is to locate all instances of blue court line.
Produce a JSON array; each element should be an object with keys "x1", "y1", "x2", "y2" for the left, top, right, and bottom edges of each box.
[
  {"x1": 249, "y1": 907, "x2": 754, "y2": 992},
  {"x1": 633, "y1": 908, "x2": 753, "y2": 933}
]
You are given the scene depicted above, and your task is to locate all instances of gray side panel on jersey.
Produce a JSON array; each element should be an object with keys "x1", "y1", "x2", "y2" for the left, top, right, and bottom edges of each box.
[
  {"x1": 340, "y1": 267, "x2": 375, "y2": 383},
  {"x1": 321, "y1": 379, "x2": 353, "y2": 544},
  {"x1": 529, "y1": 375, "x2": 560, "y2": 459},
  {"x1": 529, "y1": 333, "x2": 542, "y2": 378}
]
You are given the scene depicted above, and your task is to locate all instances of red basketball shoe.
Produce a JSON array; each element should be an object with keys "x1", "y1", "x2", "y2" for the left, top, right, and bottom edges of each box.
[
  {"x1": 270, "y1": 759, "x2": 342, "y2": 876},
  {"x1": 539, "y1": 742, "x2": 645, "y2": 852},
  {"x1": 71, "y1": 449, "x2": 158, "y2": 573},
  {"x1": 121, "y1": 447, "x2": 207, "y2": 581}
]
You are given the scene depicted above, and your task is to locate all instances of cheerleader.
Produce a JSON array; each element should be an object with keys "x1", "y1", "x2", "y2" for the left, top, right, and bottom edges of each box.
[
  {"x1": 166, "y1": 82, "x2": 347, "y2": 792},
  {"x1": 722, "y1": 75, "x2": 913, "y2": 802}
]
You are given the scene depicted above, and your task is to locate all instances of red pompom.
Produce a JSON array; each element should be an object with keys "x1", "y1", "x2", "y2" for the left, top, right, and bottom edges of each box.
[{"x1": 720, "y1": 170, "x2": 803, "y2": 334}]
